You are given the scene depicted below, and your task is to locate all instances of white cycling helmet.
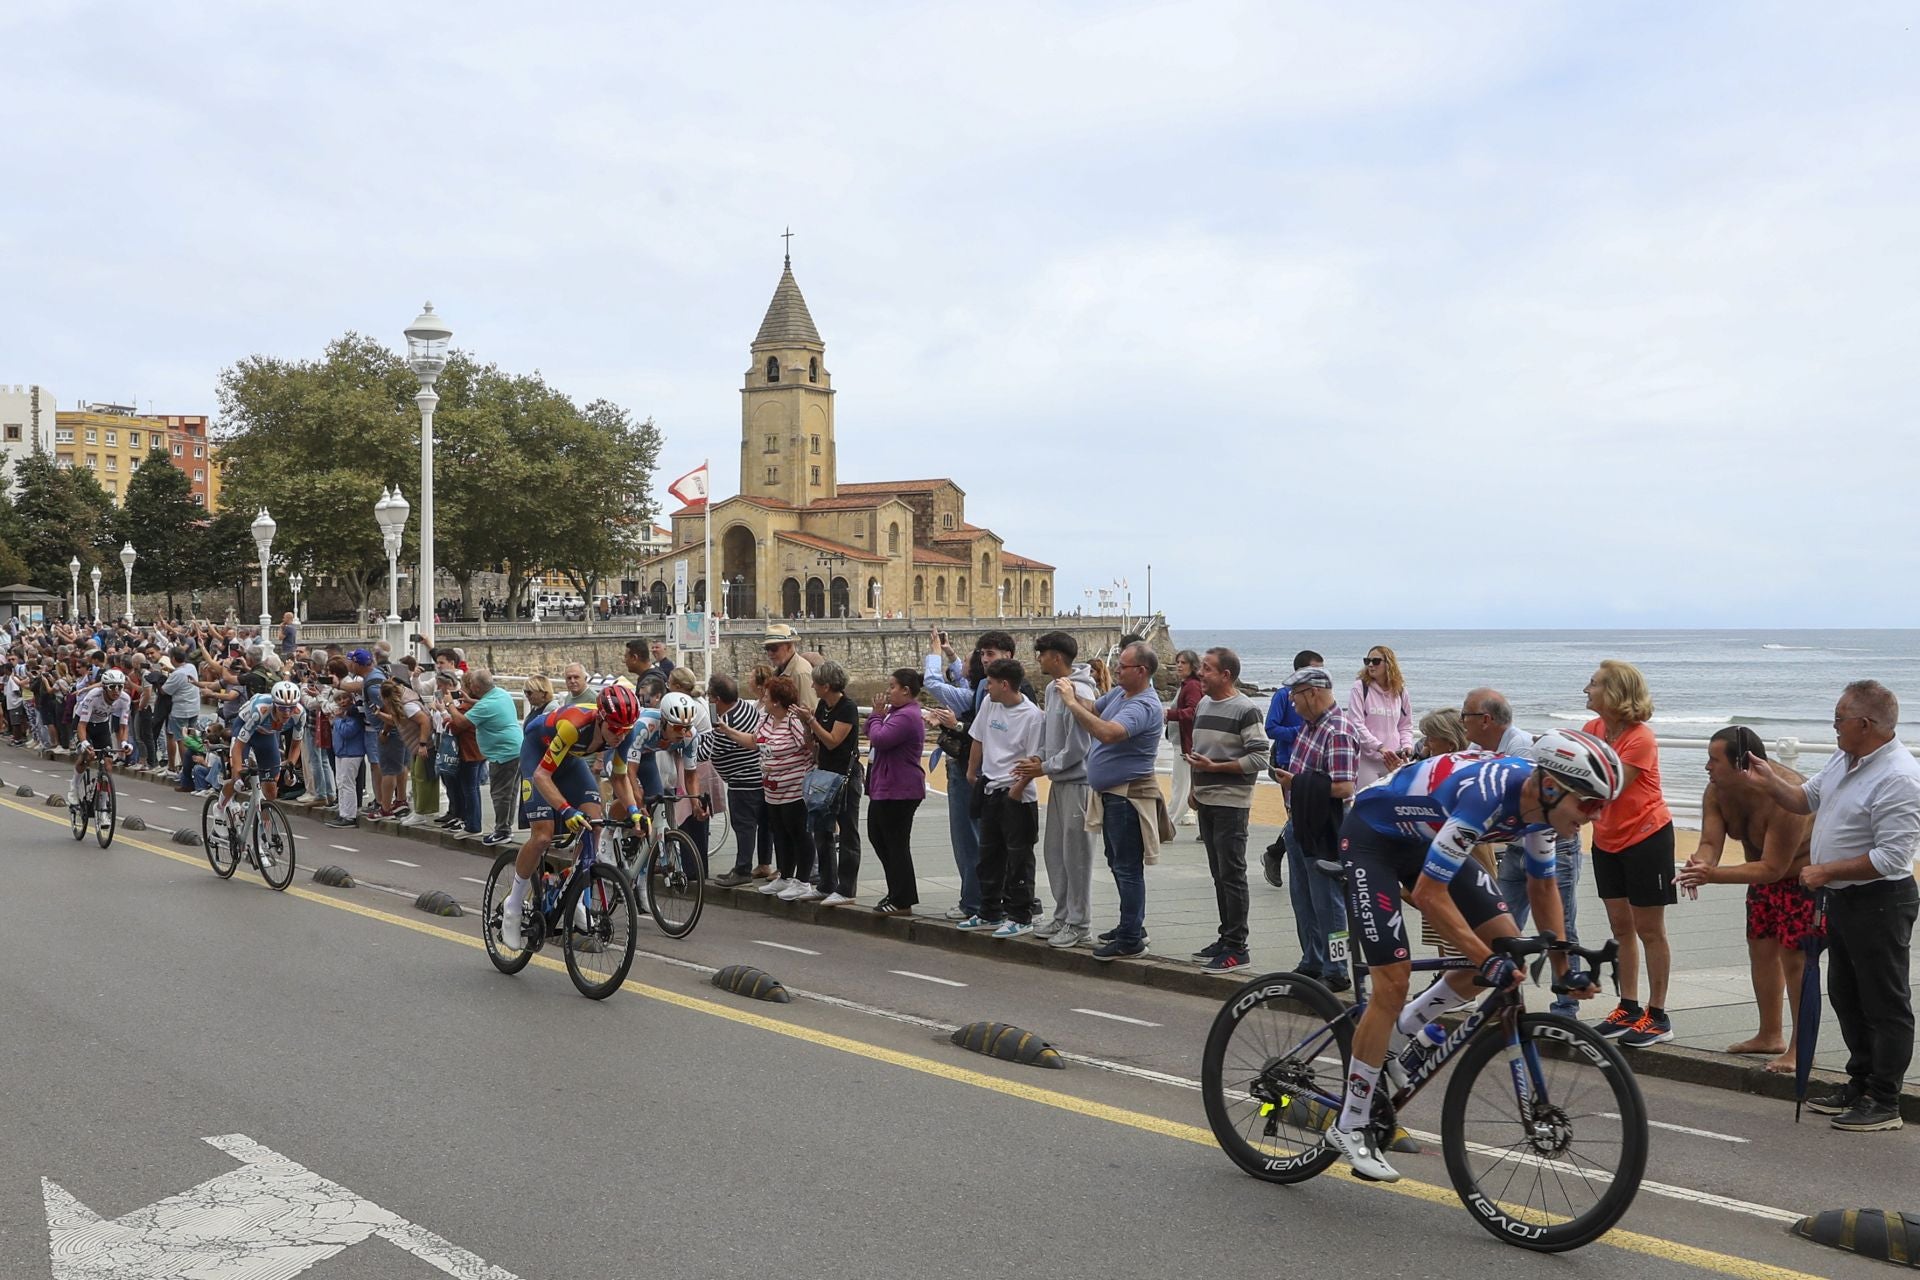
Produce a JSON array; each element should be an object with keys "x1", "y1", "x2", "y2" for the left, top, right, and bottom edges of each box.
[
  {"x1": 1529, "y1": 728, "x2": 1624, "y2": 802},
  {"x1": 271, "y1": 680, "x2": 302, "y2": 707},
  {"x1": 100, "y1": 669, "x2": 126, "y2": 689},
  {"x1": 658, "y1": 690, "x2": 699, "y2": 727}
]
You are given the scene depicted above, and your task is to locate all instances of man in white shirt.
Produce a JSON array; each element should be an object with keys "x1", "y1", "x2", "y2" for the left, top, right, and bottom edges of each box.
[
  {"x1": 1744, "y1": 678, "x2": 1920, "y2": 1133},
  {"x1": 964, "y1": 657, "x2": 1046, "y2": 939}
]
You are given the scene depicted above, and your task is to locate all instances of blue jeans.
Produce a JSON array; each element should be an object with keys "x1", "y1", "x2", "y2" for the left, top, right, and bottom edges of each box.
[
  {"x1": 1284, "y1": 820, "x2": 1348, "y2": 979},
  {"x1": 193, "y1": 757, "x2": 223, "y2": 791},
  {"x1": 454, "y1": 759, "x2": 484, "y2": 833},
  {"x1": 944, "y1": 753, "x2": 981, "y2": 915},
  {"x1": 1499, "y1": 834, "x2": 1584, "y2": 1014},
  {"x1": 1100, "y1": 792, "x2": 1147, "y2": 945}
]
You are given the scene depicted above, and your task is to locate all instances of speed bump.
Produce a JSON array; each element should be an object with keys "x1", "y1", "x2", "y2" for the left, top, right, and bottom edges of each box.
[
  {"x1": 950, "y1": 1021, "x2": 1064, "y2": 1069},
  {"x1": 171, "y1": 828, "x2": 201, "y2": 846},
  {"x1": 15, "y1": 785, "x2": 32, "y2": 797},
  {"x1": 1789, "y1": 1208, "x2": 1920, "y2": 1267},
  {"x1": 313, "y1": 865, "x2": 355, "y2": 888},
  {"x1": 414, "y1": 889, "x2": 464, "y2": 917},
  {"x1": 121, "y1": 814, "x2": 147, "y2": 831},
  {"x1": 712, "y1": 964, "x2": 792, "y2": 1002},
  {"x1": 43, "y1": 793, "x2": 63, "y2": 807}
]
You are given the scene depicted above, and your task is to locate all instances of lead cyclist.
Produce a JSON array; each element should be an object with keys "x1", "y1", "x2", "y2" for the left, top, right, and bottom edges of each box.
[
  {"x1": 68, "y1": 668, "x2": 133, "y2": 807},
  {"x1": 1320, "y1": 728, "x2": 1625, "y2": 1182}
]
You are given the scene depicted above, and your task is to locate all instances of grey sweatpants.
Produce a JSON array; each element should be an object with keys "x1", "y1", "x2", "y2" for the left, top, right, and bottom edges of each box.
[
  {"x1": 1042, "y1": 779, "x2": 1097, "y2": 928},
  {"x1": 488, "y1": 758, "x2": 520, "y2": 834}
]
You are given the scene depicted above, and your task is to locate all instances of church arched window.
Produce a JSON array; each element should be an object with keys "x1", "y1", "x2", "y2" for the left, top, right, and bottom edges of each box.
[
  {"x1": 935, "y1": 576, "x2": 947, "y2": 603},
  {"x1": 766, "y1": 357, "x2": 780, "y2": 383},
  {"x1": 913, "y1": 575, "x2": 924, "y2": 603},
  {"x1": 888, "y1": 522, "x2": 900, "y2": 554},
  {"x1": 808, "y1": 358, "x2": 818, "y2": 383},
  {"x1": 943, "y1": 513, "x2": 955, "y2": 530}
]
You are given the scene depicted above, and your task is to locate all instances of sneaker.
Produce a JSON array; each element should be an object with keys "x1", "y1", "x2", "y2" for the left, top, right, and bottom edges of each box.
[
  {"x1": 1804, "y1": 1084, "x2": 1864, "y2": 1117},
  {"x1": 1193, "y1": 940, "x2": 1226, "y2": 962},
  {"x1": 820, "y1": 892, "x2": 854, "y2": 907},
  {"x1": 992, "y1": 920, "x2": 1034, "y2": 939},
  {"x1": 876, "y1": 900, "x2": 913, "y2": 916},
  {"x1": 715, "y1": 870, "x2": 752, "y2": 888},
  {"x1": 481, "y1": 831, "x2": 513, "y2": 847},
  {"x1": 1098, "y1": 927, "x2": 1151, "y2": 947},
  {"x1": 757, "y1": 877, "x2": 793, "y2": 896},
  {"x1": 953, "y1": 914, "x2": 991, "y2": 930},
  {"x1": 1323, "y1": 1124, "x2": 1400, "y2": 1183},
  {"x1": 1831, "y1": 1098, "x2": 1904, "y2": 1132},
  {"x1": 436, "y1": 815, "x2": 462, "y2": 829},
  {"x1": 943, "y1": 905, "x2": 974, "y2": 921},
  {"x1": 1594, "y1": 1004, "x2": 1643, "y2": 1040},
  {"x1": 1092, "y1": 938, "x2": 1147, "y2": 962},
  {"x1": 1323, "y1": 973, "x2": 1353, "y2": 994},
  {"x1": 391, "y1": 804, "x2": 412, "y2": 820},
  {"x1": 1203, "y1": 950, "x2": 1250, "y2": 975},
  {"x1": 1033, "y1": 918, "x2": 1065, "y2": 939},
  {"x1": 1049, "y1": 925, "x2": 1087, "y2": 949},
  {"x1": 779, "y1": 882, "x2": 822, "y2": 902},
  {"x1": 324, "y1": 816, "x2": 357, "y2": 829},
  {"x1": 499, "y1": 908, "x2": 526, "y2": 952}
]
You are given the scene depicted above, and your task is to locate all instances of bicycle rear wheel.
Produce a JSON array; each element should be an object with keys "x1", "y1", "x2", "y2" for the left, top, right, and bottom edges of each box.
[
  {"x1": 481, "y1": 849, "x2": 538, "y2": 975},
  {"x1": 69, "y1": 780, "x2": 88, "y2": 841},
  {"x1": 94, "y1": 772, "x2": 116, "y2": 848},
  {"x1": 202, "y1": 794, "x2": 239, "y2": 878},
  {"x1": 1200, "y1": 971, "x2": 1351, "y2": 1184},
  {"x1": 1441, "y1": 1012, "x2": 1649, "y2": 1252},
  {"x1": 253, "y1": 802, "x2": 296, "y2": 890},
  {"x1": 562, "y1": 862, "x2": 638, "y2": 998},
  {"x1": 644, "y1": 829, "x2": 705, "y2": 937}
]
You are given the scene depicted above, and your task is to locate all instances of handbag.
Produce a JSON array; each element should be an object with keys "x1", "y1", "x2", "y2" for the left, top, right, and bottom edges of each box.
[{"x1": 803, "y1": 767, "x2": 848, "y2": 817}]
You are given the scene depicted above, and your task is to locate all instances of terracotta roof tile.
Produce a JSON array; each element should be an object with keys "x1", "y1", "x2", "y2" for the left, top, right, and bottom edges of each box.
[
  {"x1": 834, "y1": 478, "x2": 961, "y2": 496},
  {"x1": 911, "y1": 545, "x2": 968, "y2": 566},
  {"x1": 775, "y1": 530, "x2": 888, "y2": 563},
  {"x1": 1001, "y1": 551, "x2": 1056, "y2": 570}
]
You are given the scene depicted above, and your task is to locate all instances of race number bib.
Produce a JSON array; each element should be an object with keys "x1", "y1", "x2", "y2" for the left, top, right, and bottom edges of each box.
[{"x1": 1326, "y1": 931, "x2": 1350, "y2": 966}]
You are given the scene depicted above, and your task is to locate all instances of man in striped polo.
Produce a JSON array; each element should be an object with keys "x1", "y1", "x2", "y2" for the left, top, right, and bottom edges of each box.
[{"x1": 1185, "y1": 646, "x2": 1271, "y2": 974}]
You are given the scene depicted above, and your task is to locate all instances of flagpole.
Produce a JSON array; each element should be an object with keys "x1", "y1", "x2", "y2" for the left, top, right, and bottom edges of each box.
[{"x1": 702, "y1": 458, "x2": 714, "y2": 680}]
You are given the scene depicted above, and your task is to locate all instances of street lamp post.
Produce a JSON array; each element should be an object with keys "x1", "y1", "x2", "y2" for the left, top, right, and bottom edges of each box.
[
  {"x1": 996, "y1": 583, "x2": 1005, "y2": 619},
  {"x1": 89, "y1": 565, "x2": 101, "y2": 622},
  {"x1": 404, "y1": 303, "x2": 452, "y2": 649},
  {"x1": 290, "y1": 572, "x2": 303, "y2": 623},
  {"x1": 374, "y1": 486, "x2": 410, "y2": 650},
  {"x1": 250, "y1": 508, "x2": 276, "y2": 631},
  {"x1": 871, "y1": 578, "x2": 881, "y2": 624},
  {"x1": 69, "y1": 556, "x2": 80, "y2": 620},
  {"x1": 120, "y1": 542, "x2": 136, "y2": 625}
]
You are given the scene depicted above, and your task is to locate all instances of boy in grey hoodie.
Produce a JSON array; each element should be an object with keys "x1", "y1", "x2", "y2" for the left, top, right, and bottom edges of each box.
[{"x1": 1016, "y1": 631, "x2": 1100, "y2": 949}]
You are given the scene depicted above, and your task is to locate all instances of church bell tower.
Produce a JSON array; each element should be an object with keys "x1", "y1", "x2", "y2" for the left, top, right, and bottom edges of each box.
[{"x1": 741, "y1": 246, "x2": 834, "y2": 508}]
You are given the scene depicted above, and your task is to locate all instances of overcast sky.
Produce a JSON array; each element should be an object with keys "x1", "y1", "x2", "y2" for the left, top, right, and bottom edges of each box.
[{"x1": 6, "y1": 3, "x2": 1916, "y2": 628}]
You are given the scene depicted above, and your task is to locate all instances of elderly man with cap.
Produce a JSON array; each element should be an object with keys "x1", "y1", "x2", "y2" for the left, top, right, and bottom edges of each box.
[
  {"x1": 762, "y1": 623, "x2": 813, "y2": 690},
  {"x1": 1271, "y1": 665, "x2": 1358, "y2": 991}
]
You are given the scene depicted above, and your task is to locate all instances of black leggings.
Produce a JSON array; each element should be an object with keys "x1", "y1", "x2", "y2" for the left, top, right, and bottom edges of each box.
[
  {"x1": 765, "y1": 799, "x2": 810, "y2": 880},
  {"x1": 868, "y1": 797, "x2": 922, "y2": 906}
]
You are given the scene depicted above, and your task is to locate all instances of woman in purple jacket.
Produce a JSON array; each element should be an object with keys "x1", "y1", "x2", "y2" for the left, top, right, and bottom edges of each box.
[{"x1": 866, "y1": 668, "x2": 929, "y2": 915}]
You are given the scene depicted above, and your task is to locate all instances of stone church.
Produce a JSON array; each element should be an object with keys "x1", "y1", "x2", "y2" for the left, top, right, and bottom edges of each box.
[{"x1": 652, "y1": 255, "x2": 1056, "y2": 621}]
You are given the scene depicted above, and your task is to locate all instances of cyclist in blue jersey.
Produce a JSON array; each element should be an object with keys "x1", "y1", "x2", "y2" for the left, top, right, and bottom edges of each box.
[
  {"x1": 622, "y1": 690, "x2": 701, "y2": 807},
  {"x1": 1321, "y1": 728, "x2": 1624, "y2": 1182},
  {"x1": 216, "y1": 680, "x2": 306, "y2": 819},
  {"x1": 67, "y1": 668, "x2": 133, "y2": 807}
]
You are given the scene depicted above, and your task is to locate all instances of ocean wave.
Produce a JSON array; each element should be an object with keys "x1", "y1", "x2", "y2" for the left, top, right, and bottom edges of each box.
[{"x1": 1760, "y1": 643, "x2": 1870, "y2": 652}]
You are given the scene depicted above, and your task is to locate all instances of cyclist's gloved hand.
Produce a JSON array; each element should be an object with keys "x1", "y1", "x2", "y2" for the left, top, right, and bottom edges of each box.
[
  {"x1": 560, "y1": 807, "x2": 591, "y2": 835},
  {"x1": 1477, "y1": 954, "x2": 1521, "y2": 990},
  {"x1": 1561, "y1": 968, "x2": 1597, "y2": 997}
]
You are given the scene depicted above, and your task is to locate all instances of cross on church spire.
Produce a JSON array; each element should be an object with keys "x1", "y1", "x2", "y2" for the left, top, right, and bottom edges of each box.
[{"x1": 782, "y1": 226, "x2": 794, "y2": 265}]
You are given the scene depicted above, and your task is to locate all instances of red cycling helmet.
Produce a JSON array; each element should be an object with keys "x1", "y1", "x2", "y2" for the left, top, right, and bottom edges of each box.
[{"x1": 596, "y1": 682, "x2": 642, "y2": 735}]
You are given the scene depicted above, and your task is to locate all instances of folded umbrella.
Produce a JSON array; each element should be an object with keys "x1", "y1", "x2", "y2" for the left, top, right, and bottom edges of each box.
[{"x1": 1793, "y1": 890, "x2": 1830, "y2": 1123}]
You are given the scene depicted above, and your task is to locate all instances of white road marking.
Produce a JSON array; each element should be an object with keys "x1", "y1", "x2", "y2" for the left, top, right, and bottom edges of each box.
[
  {"x1": 890, "y1": 969, "x2": 966, "y2": 987},
  {"x1": 329, "y1": 844, "x2": 359, "y2": 853},
  {"x1": 42, "y1": 1132, "x2": 520, "y2": 1278},
  {"x1": 1071, "y1": 1008, "x2": 1162, "y2": 1028},
  {"x1": 388, "y1": 859, "x2": 420, "y2": 868},
  {"x1": 167, "y1": 805, "x2": 185, "y2": 811},
  {"x1": 753, "y1": 940, "x2": 821, "y2": 956},
  {"x1": 460, "y1": 876, "x2": 487, "y2": 885},
  {"x1": 1600, "y1": 1112, "x2": 1749, "y2": 1143},
  {"x1": 137, "y1": 797, "x2": 155, "y2": 804}
]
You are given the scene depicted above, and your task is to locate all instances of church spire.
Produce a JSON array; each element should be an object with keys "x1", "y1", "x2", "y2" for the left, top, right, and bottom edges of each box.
[{"x1": 754, "y1": 237, "x2": 823, "y2": 349}]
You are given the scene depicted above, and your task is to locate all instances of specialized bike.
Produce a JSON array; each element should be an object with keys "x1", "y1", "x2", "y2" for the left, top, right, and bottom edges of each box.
[
  {"x1": 68, "y1": 744, "x2": 125, "y2": 848},
  {"x1": 607, "y1": 792, "x2": 706, "y2": 938},
  {"x1": 482, "y1": 818, "x2": 640, "y2": 999},
  {"x1": 1201, "y1": 904, "x2": 1647, "y2": 1252},
  {"x1": 200, "y1": 766, "x2": 298, "y2": 891}
]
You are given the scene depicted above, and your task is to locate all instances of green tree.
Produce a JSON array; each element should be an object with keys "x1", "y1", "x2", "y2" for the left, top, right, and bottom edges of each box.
[
  {"x1": 7, "y1": 451, "x2": 112, "y2": 602},
  {"x1": 122, "y1": 445, "x2": 203, "y2": 616},
  {"x1": 190, "y1": 507, "x2": 258, "y2": 621}
]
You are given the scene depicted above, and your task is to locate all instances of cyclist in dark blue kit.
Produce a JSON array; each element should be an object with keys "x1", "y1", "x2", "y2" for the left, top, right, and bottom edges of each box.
[{"x1": 1321, "y1": 728, "x2": 1624, "y2": 1182}]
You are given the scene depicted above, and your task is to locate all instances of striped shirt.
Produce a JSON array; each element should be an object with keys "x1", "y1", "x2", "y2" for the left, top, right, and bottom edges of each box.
[
  {"x1": 700, "y1": 700, "x2": 765, "y2": 788},
  {"x1": 757, "y1": 712, "x2": 813, "y2": 804},
  {"x1": 1189, "y1": 692, "x2": 1271, "y2": 809}
]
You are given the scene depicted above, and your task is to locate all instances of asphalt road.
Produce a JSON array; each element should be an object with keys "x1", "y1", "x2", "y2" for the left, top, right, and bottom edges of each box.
[{"x1": 0, "y1": 763, "x2": 1911, "y2": 1280}]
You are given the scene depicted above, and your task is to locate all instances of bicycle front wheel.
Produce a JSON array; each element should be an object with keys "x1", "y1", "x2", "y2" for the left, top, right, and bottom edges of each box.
[
  {"x1": 69, "y1": 781, "x2": 88, "y2": 841},
  {"x1": 1199, "y1": 971, "x2": 1351, "y2": 1184},
  {"x1": 202, "y1": 794, "x2": 239, "y2": 879},
  {"x1": 94, "y1": 772, "x2": 116, "y2": 848},
  {"x1": 253, "y1": 802, "x2": 297, "y2": 890},
  {"x1": 644, "y1": 829, "x2": 705, "y2": 938},
  {"x1": 561, "y1": 862, "x2": 638, "y2": 998},
  {"x1": 481, "y1": 849, "x2": 538, "y2": 975},
  {"x1": 1441, "y1": 1012, "x2": 1649, "y2": 1252}
]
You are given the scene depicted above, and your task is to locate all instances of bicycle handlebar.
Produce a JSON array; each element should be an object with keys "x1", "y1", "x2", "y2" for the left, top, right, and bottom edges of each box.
[{"x1": 1490, "y1": 931, "x2": 1622, "y2": 994}]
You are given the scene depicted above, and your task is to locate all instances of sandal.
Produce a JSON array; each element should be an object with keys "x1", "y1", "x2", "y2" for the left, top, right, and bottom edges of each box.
[{"x1": 752, "y1": 864, "x2": 777, "y2": 880}]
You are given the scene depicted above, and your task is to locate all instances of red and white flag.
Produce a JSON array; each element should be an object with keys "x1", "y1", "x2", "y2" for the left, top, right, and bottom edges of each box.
[{"x1": 668, "y1": 462, "x2": 709, "y2": 506}]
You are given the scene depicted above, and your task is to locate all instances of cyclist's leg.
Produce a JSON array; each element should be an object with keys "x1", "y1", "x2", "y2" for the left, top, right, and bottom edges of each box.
[
  {"x1": 247, "y1": 731, "x2": 282, "y2": 800},
  {"x1": 1395, "y1": 864, "x2": 1516, "y2": 1039},
  {"x1": 220, "y1": 741, "x2": 245, "y2": 806}
]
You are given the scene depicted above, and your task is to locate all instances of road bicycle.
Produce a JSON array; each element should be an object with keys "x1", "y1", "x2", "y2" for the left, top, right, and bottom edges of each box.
[
  {"x1": 482, "y1": 818, "x2": 640, "y2": 999},
  {"x1": 1200, "y1": 907, "x2": 1648, "y2": 1252},
  {"x1": 200, "y1": 766, "x2": 298, "y2": 891},
  {"x1": 68, "y1": 744, "x2": 124, "y2": 849},
  {"x1": 607, "y1": 792, "x2": 706, "y2": 938}
]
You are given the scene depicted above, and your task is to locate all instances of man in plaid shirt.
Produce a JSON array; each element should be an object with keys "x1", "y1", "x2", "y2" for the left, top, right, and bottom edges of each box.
[{"x1": 1273, "y1": 666, "x2": 1359, "y2": 990}]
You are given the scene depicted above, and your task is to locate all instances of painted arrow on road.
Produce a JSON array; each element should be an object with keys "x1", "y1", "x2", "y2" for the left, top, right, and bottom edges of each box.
[{"x1": 42, "y1": 1133, "x2": 520, "y2": 1278}]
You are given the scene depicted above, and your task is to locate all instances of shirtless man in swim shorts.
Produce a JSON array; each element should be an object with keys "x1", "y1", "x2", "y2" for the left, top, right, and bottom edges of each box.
[{"x1": 1677, "y1": 726, "x2": 1816, "y2": 1073}]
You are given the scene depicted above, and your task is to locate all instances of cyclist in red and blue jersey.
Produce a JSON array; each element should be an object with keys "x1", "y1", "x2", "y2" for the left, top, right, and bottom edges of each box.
[
  {"x1": 216, "y1": 680, "x2": 306, "y2": 817},
  {"x1": 67, "y1": 668, "x2": 133, "y2": 808},
  {"x1": 1321, "y1": 728, "x2": 1624, "y2": 1183},
  {"x1": 498, "y1": 683, "x2": 644, "y2": 950}
]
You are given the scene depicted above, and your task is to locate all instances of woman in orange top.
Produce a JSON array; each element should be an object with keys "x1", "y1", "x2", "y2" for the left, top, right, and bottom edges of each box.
[{"x1": 1584, "y1": 660, "x2": 1677, "y2": 1049}]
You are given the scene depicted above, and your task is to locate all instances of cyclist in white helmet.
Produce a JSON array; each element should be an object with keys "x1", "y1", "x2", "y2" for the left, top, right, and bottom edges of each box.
[
  {"x1": 1318, "y1": 727, "x2": 1626, "y2": 1182},
  {"x1": 68, "y1": 666, "x2": 133, "y2": 808},
  {"x1": 217, "y1": 679, "x2": 306, "y2": 817}
]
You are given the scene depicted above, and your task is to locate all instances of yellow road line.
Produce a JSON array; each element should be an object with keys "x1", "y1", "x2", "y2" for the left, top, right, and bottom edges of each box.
[{"x1": 0, "y1": 793, "x2": 1822, "y2": 1280}]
